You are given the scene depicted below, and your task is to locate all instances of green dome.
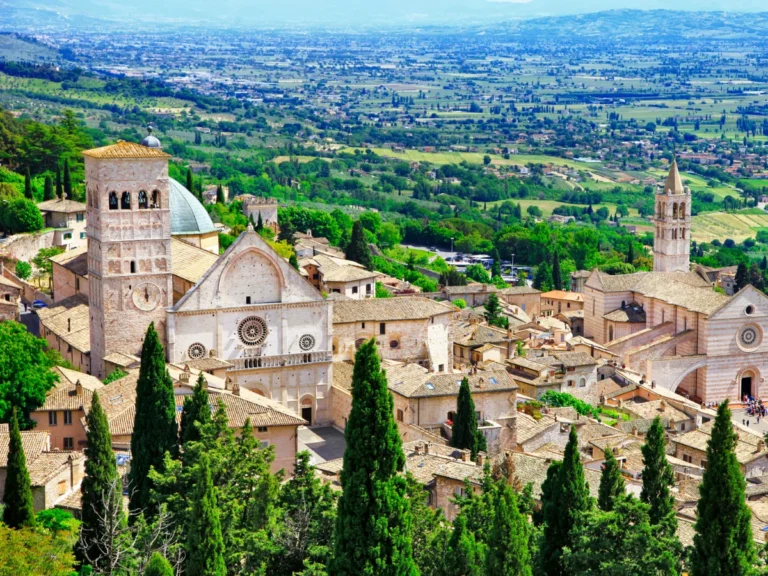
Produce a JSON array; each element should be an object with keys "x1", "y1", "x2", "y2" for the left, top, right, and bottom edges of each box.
[{"x1": 169, "y1": 178, "x2": 216, "y2": 235}]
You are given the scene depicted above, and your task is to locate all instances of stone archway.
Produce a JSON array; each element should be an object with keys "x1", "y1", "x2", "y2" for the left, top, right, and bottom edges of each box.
[
  {"x1": 300, "y1": 395, "x2": 315, "y2": 426},
  {"x1": 736, "y1": 366, "x2": 761, "y2": 401}
]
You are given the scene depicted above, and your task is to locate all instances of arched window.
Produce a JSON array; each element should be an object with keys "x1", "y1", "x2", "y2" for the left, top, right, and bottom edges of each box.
[
  {"x1": 681, "y1": 228, "x2": 686, "y2": 239},
  {"x1": 109, "y1": 191, "x2": 118, "y2": 210},
  {"x1": 137, "y1": 190, "x2": 148, "y2": 209},
  {"x1": 130, "y1": 261, "x2": 136, "y2": 274},
  {"x1": 672, "y1": 229, "x2": 677, "y2": 240},
  {"x1": 121, "y1": 192, "x2": 131, "y2": 210},
  {"x1": 151, "y1": 189, "x2": 161, "y2": 209},
  {"x1": 608, "y1": 326, "x2": 614, "y2": 341},
  {"x1": 672, "y1": 203, "x2": 678, "y2": 219},
  {"x1": 579, "y1": 378, "x2": 586, "y2": 387}
]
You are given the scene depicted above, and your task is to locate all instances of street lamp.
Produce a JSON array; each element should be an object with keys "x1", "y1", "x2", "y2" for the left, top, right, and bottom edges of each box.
[{"x1": 450, "y1": 237, "x2": 454, "y2": 254}]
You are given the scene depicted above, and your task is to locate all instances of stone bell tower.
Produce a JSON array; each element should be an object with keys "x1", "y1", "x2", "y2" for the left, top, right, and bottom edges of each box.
[
  {"x1": 653, "y1": 159, "x2": 691, "y2": 273},
  {"x1": 83, "y1": 138, "x2": 173, "y2": 378}
]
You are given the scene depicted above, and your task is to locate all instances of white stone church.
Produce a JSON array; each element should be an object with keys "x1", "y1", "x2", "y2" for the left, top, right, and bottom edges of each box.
[
  {"x1": 83, "y1": 138, "x2": 332, "y2": 424},
  {"x1": 584, "y1": 160, "x2": 768, "y2": 403}
]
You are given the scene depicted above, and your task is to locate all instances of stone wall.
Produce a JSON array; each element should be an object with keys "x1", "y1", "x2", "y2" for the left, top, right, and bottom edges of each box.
[{"x1": 0, "y1": 230, "x2": 55, "y2": 263}]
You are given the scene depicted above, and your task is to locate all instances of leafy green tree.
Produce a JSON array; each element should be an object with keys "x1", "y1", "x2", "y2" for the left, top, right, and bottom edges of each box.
[
  {"x1": 466, "y1": 264, "x2": 491, "y2": 284},
  {"x1": 79, "y1": 391, "x2": 125, "y2": 569},
  {"x1": 1, "y1": 198, "x2": 43, "y2": 233},
  {"x1": 63, "y1": 159, "x2": 72, "y2": 198},
  {"x1": 537, "y1": 427, "x2": 591, "y2": 576},
  {"x1": 533, "y1": 262, "x2": 553, "y2": 292},
  {"x1": 344, "y1": 220, "x2": 374, "y2": 271},
  {"x1": 563, "y1": 496, "x2": 681, "y2": 576},
  {"x1": 444, "y1": 513, "x2": 484, "y2": 576},
  {"x1": 640, "y1": 416, "x2": 677, "y2": 538},
  {"x1": 450, "y1": 377, "x2": 487, "y2": 460},
  {"x1": 439, "y1": 267, "x2": 468, "y2": 287},
  {"x1": 515, "y1": 340, "x2": 525, "y2": 358},
  {"x1": 484, "y1": 293, "x2": 508, "y2": 329},
  {"x1": 3, "y1": 407, "x2": 35, "y2": 527},
  {"x1": 187, "y1": 453, "x2": 226, "y2": 576},
  {"x1": 0, "y1": 524, "x2": 77, "y2": 575},
  {"x1": 0, "y1": 321, "x2": 58, "y2": 427},
  {"x1": 486, "y1": 483, "x2": 533, "y2": 576},
  {"x1": 405, "y1": 474, "x2": 450, "y2": 576},
  {"x1": 598, "y1": 449, "x2": 625, "y2": 512},
  {"x1": 55, "y1": 163, "x2": 63, "y2": 199},
  {"x1": 180, "y1": 373, "x2": 212, "y2": 446},
  {"x1": 43, "y1": 175, "x2": 54, "y2": 201},
  {"x1": 552, "y1": 248, "x2": 562, "y2": 290},
  {"x1": 129, "y1": 323, "x2": 177, "y2": 516},
  {"x1": 15, "y1": 260, "x2": 31, "y2": 280},
  {"x1": 103, "y1": 367, "x2": 128, "y2": 385},
  {"x1": 691, "y1": 401, "x2": 756, "y2": 576},
  {"x1": 144, "y1": 552, "x2": 174, "y2": 576},
  {"x1": 24, "y1": 169, "x2": 32, "y2": 200},
  {"x1": 332, "y1": 339, "x2": 417, "y2": 576}
]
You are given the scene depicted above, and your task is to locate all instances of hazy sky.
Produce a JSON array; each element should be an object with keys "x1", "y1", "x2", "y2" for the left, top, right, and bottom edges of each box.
[{"x1": 20, "y1": 0, "x2": 768, "y2": 26}]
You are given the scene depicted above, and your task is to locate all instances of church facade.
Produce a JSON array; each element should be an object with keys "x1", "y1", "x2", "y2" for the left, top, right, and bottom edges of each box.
[
  {"x1": 584, "y1": 160, "x2": 768, "y2": 403},
  {"x1": 84, "y1": 139, "x2": 333, "y2": 424}
]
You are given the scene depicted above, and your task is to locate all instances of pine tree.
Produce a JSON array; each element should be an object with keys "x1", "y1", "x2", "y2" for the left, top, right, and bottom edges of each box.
[
  {"x1": 79, "y1": 391, "x2": 124, "y2": 567},
  {"x1": 216, "y1": 184, "x2": 225, "y2": 204},
  {"x1": 144, "y1": 552, "x2": 174, "y2": 576},
  {"x1": 761, "y1": 255, "x2": 767, "y2": 271},
  {"x1": 332, "y1": 339, "x2": 418, "y2": 576},
  {"x1": 445, "y1": 513, "x2": 484, "y2": 576},
  {"x1": 487, "y1": 483, "x2": 533, "y2": 576},
  {"x1": 538, "y1": 427, "x2": 591, "y2": 576},
  {"x1": 344, "y1": 220, "x2": 373, "y2": 271},
  {"x1": 129, "y1": 323, "x2": 178, "y2": 516},
  {"x1": 187, "y1": 453, "x2": 226, "y2": 576},
  {"x1": 640, "y1": 417, "x2": 677, "y2": 537},
  {"x1": 598, "y1": 449, "x2": 625, "y2": 512},
  {"x1": 256, "y1": 212, "x2": 264, "y2": 232},
  {"x1": 43, "y1": 175, "x2": 54, "y2": 201},
  {"x1": 55, "y1": 163, "x2": 63, "y2": 199},
  {"x1": 63, "y1": 159, "x2": 72, "y2": 199},
  {"x1": 735, "y1": 262, "x2": 748, "y2": 292},
  {"x1": 186, "y1": 168, "x2": 194, "y2": 195},
  {"x1": 552, "y1": 247, "x2": 562, "y2": 290},
  {"x1": 24, "y1": 169, "x2": 33, "y2": 200},
  {"x1": 691, "y1": 401, "x2": 756, "y2": 575},
  {"x1": 491, "y1": 248, "x2": 502, "y2": 279},
  {"x1": 180, "y1": 373, "x2": 212, "y2": 446},
  {"x1": 2, "y1": 407, "x2": 35, "y2": 528},
  {"x1": 627, "y1": 241, "x2": 635, "y2": 265},
  {"x1": 450, "y1": 377, "x2": 486, "y2": 460}
]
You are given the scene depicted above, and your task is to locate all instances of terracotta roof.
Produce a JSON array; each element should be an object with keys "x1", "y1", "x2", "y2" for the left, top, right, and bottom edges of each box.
[
  {"x1": 0, "y1": 431, "x2": 49, "y2": 467},
  {"x1": 454, "y1": 323, "x2": 510, "y2": 347},
  {"x1": 516, "y1": 412, "x2": 559, "y2": 446},
  {"x1": 604, "y1": 303, "x2": 646, "y2": 323},
  {"x1": 170, "y1": 238, "x2": 219, "y2": 284},
  {"x1": 103, "y1": 352, "x2": 141, "y2": 368},
  {"x1": 675, "y1": 421, "x2": 768, "y2": 465},
  {"x1": 392, "y1": 367, "x2": 517, "y2": 399},
  {"x1": 82, "y1": 141, "x2": 171, "y2": 159},
  {"x1": 332, "y1": 297, "x2": 455, "y2": 323},
  {"x1": 180, "y1": 357, "x2": 233, "y2": 371},
  {"x1": 551, "y1": 351, "x2": 597, "y2": 368},
  {"x1": 51, "y1": 246, "x2": 88, "y2": 277},
  {"x1": 38, "y1": 381, "x2": 95, "y2": 412},
  {"x1": 28, "y1": 451, "x2": 83, "y2": 485},
  {"x1": 624, "y1": 399, "x2": 691, "y2": 423},
  {"x1": 541, "y1": 290, "x2": 584, "y2": 302},
  {"x1": 55, "y1": 367, "x2": 104, "y2": 391},
  {"x1": 500, "y1": 286, "x2": 541, "y2": 295},
  {"x1": 37, "y1": 294, "x2": 91, "y2": 353},
  {"x1": 443, "y1": 283, "x2": 498, "y2": 295},
  {"x1": 37, "y1": 198, "x2": 86, "y2": 214},
  {"x1": 307, "y1": 253, "x2": 379, "y2": 283}
]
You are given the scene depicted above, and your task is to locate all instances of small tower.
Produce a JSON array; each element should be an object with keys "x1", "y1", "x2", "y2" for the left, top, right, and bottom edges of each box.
[
  {"x1": 653, "y1": 159, "x2": 691, "y2": 273},
  {"x1": 84, "y1": 138, "x2": 173, "y2": 378}
]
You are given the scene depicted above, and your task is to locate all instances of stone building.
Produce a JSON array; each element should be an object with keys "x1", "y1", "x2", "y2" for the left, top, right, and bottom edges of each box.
[
  {"x1": 242, "y1": 196, "x2": 279, "y2": 233},
  {"x1": 540, "y1": 290, "x2": 584, "y2": 316},
  {"x1": 37, "y1": 294, "x2": 91, "y2": 374},
  {"x1": 674, "y1": 421, "x2": 768, "y2": 478},
  {"x1": 507, "y1": 351, "x2": 599, "y2": 403},
  {"x1": 331, "y1": 297, "x2": 455, "y2": 371},
  {"x1": 653, "y1": 160, "x2": 691, "y2": 273},
  {"x1": 37, "y1": 197, "x2": 87, "y2": 251},
  {"x1": 0, "y1": 273, "x2": 21, "y2": 321},
  {"x1": 300, "y1": 252, "x2": 380, "y2": 299}
]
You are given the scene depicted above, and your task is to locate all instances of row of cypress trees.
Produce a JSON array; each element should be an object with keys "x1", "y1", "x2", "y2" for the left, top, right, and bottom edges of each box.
[{"x1": 23, "y1": 159, "x2": 74, "y2": 202}]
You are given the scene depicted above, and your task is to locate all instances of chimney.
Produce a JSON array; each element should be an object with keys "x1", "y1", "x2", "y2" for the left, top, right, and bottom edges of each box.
[
  {"x1": 758, "y1": 440, "x2": 765, "y2": 454},
  {"x1": 225, "y1": 377, "x2": 232, "y2": 391},
  {"x1": 476, "y1": 452, "x2": 484, "y2": 466},
  {"x1": 180, "y1": 365, "x2": 190, "y2": 384},
  {"x1": 659, "y1": 400, "x2": 666, "y2": 410},
  {"x1": 632, "y1": 426, "x2": 638, "y2": 437},
  {"x1": 461, "y1": 450, "x2": 469, "y2": 462},
  {"x1": 232, "y1": 381, "x2": 240, "y2": 396},
  {"x1": 424, "y1": 443, "x2": 430, "y2": 455},
  {"x1": 75, "y1": 380, "x2": 83, "y2": 396},
  {"x1": 414, "y1": 443, "x2": 424, "y2": 455}
]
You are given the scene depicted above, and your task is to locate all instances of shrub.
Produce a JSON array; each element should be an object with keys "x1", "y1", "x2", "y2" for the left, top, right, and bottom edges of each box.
[{"x1": 2, "y1": 198, "x2": 43, "y2": 234}]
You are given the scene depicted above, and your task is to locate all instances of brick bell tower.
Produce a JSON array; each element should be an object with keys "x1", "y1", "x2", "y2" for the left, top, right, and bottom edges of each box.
[
  {"x1": 83, "y1": 133, "x2": 173, "y2": 378},
  {"x1": 653, "y1": 159, "x2": 691, "y2": 273}
]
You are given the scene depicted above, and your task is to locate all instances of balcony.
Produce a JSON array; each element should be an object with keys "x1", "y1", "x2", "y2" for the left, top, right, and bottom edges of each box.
[{"x1": 230, "y1": 350, "x2": 333, "y2": 371}]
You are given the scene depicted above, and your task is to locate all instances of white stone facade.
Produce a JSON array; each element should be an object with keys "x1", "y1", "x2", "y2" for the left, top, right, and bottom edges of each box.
[{"x1": 652, "y1": 161, "x2": 691, "y2": 273}]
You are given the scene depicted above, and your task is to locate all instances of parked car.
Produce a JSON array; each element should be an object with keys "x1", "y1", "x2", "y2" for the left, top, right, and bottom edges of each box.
[{"x1": 31, "y1": 300, "x2": 48, "y2": 310}]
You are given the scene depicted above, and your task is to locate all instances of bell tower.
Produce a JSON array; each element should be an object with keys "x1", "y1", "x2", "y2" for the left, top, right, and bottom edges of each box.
[
  {"x1": 83, "y1": 139, "x2": 173, "y2": 378},
  {"x1": 653, "y1": 159, "x2": 691, "y2": 273}
]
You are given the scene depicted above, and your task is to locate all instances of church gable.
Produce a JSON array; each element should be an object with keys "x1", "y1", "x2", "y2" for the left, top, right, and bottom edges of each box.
[
  {"x1": 173, "y1": 229, "x2": 322, "y2": 313},
  {"x1": 708, "y1": 285, "x2": 768, "y2": 321}
]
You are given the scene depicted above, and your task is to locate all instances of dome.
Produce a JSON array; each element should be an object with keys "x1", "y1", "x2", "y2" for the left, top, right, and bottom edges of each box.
[
  {"x1": 140, "y1": 125, "x2": 162, "y2": 149},
  {"x1": 169, "y1": 178, "x2": 217, "y2": 235}
]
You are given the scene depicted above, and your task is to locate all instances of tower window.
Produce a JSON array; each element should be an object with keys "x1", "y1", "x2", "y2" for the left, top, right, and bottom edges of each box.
[
  {"x1": 138, "y1": 190, "x2": 148, "y2": 209},
  {"x1": 151, "y1": 190, "x2": 161, "y2": 209},
  {"x1": 130, "y1": 261, "x2": 136, "y2": 274},
  {"x1": 121, "y1": 191, "x2": 131, "y2": 210},
  {"x1": 109, "y1": 191, "x2": 118, "y2": 210}
]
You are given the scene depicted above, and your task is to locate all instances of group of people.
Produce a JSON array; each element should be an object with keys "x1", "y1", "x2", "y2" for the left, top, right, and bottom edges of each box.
[{"x1": 744, "y1": 395, "x2": 766, "y2": 422}]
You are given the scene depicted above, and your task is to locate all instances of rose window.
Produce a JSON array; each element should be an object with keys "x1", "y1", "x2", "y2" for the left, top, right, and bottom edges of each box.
[
  {"x1": 299, "y1": 334, "x2": 316, "y2": 351},
  {"x1": 188, "y1": 343, "x2": 206, "y2": 360},
  {"x1": 238, "y1": 316, "x2": 268, "y2": 346}
]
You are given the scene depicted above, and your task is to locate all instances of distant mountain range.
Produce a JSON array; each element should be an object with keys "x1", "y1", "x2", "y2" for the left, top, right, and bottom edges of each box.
[{"x1": 2, "y1": 1, "x2": 768, "y2": 30}]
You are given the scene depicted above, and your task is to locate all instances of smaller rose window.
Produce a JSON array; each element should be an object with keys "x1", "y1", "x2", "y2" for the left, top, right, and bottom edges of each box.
[
  {"x1": 188, "y1": 343, "x2": 206, "y2": 359},
  {"x1": 299, "y1": 334, "x2": 316, "y2": 351}
]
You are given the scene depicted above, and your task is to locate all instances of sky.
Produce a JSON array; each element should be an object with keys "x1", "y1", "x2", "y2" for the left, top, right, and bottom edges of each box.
[{"x1": 16, "y1": 0, "x2": 768, "y2": 26}]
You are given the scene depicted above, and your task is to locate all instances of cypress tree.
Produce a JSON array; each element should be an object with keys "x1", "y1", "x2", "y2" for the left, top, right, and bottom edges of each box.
[
  {"x1": 598, "y1": 449, "x2": 625, "y2": 512},
  {"x1": 445, "y1": 513, "x2": 484, "y2": 576},
  {"x1": 345, "y1": 220, "x2": 374, "y2": 271},
  {"x1": 24, "y1": 169, "x2": 33, "y2": 200},
  {"x1": 180, "y1": 373, "x2": 212, "y2": 446},
  {"x1": 144, "y1": 552, "x2": 174, "y2": 576},
  {"x1": 491, "y1": 248, "x2": 502, "y2": 279},
  {"x1": 79, "y1": 391, "x2": 124, "y2": 567},
  {"x1": 691, "y1": 401, "x2": 756, "y2": 575},
  {"x1": 486, "y1": 483, "x2": 533, "y2": 576},
  {"x1": 216, "y1": 183, "x2": 225, "y2": 204},
  {"x1": 186, "y1": 168, "x2": 194, "y2": 195},
  {"x1": 735, "y1": 262, "x2": 748, "y2": 292},
  {"x1": 55, "y1": 163, "x2": 63, "y2": 199},
  {"x1": 538, "y1": 427, "x2": 591, "y2": 576},
  {"x1": 63, "y1": 159, "x2": 72, "y2": 199},
  {"x1": 552, "y1": 247, "x2": 562, "y2": 290},
  {"x1": 289, "y1": 253, "x2": 299, "y2": 271},
  {"x1": 450, "y1": 377, "x2": 486, "y2": 460},
  {"x1": 627, "y1": 241, "x2": 635, "y2": 265},
  {"x1": 2, "y1": 407, "x2": 35, "y2": 528},
  {"x1": 761, "y1": 255, "x2": 767, "y2": 271},
  {"x1": 43, "y1": 175, "x2": 54, "y2": 201},
  {"x1": 640, "y1": 416, "x2": 677, "y2": 537},
  {"x1": 256, "y1": 212, "x2": 264, "y2": 232},
  {"x1": 332, "y1": 339, "x2": 418, "y2": 576},
  {"x1": 128, "y1": 323, "x2": 178, "y2": 516},
  {"x1": 187, "y1": 453, "x2": 226, "y2": 576}
]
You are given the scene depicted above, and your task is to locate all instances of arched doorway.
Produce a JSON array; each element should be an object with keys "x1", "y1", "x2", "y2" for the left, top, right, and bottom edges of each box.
[
  {"x1": 738, "y1": 368, "x2": 759, "y2": 401},
  {"x1": 300, "y1": 395, "x2": 315, "y2": 426}
]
